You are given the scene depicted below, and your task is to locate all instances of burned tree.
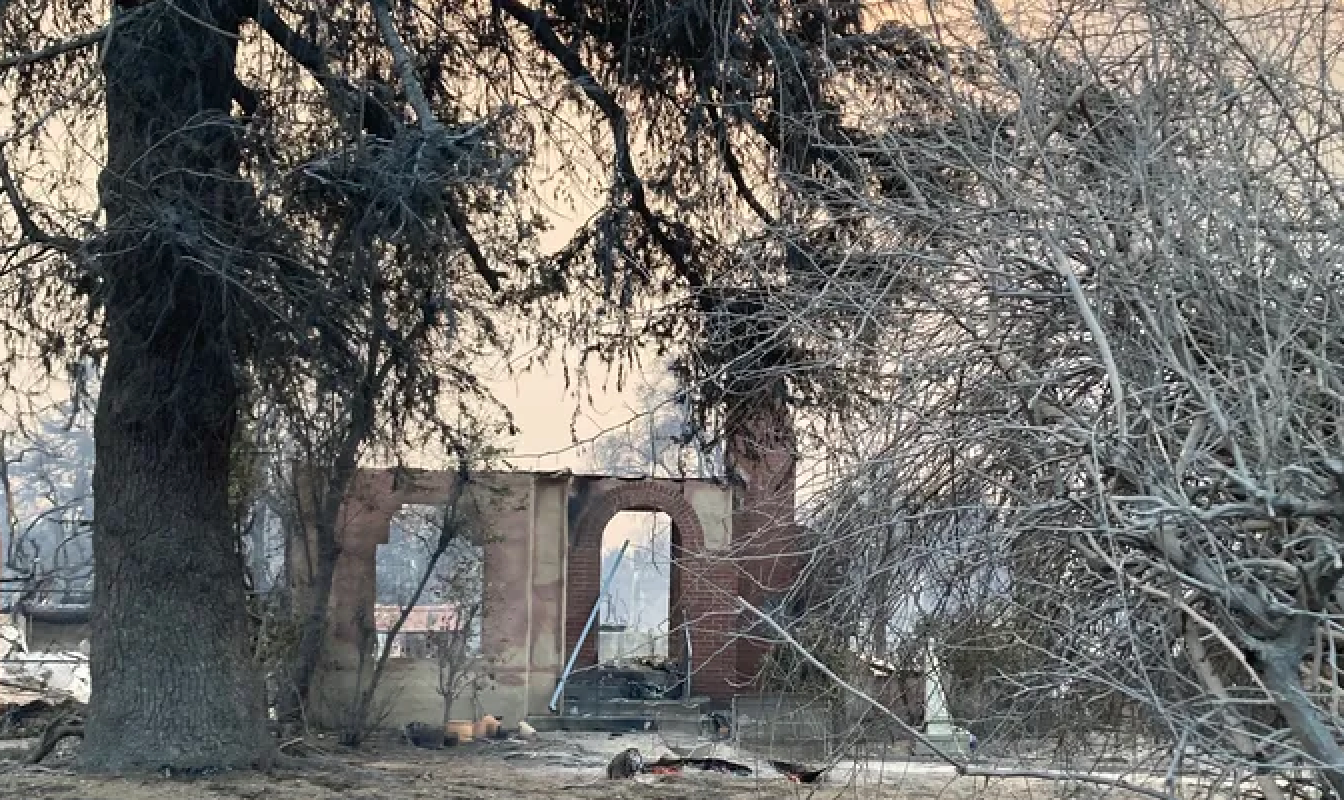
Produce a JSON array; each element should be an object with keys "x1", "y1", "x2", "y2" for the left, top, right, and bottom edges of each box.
[
  {"x1": 4, "y1": 0, "x2": 969, "y2": 771},
  {"x1": 2, "y1": 0, "x2": 522, "y2": 769}
]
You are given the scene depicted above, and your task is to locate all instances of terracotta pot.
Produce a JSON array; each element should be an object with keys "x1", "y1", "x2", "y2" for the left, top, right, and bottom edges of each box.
[
  {"x1": 445, "y1": 720, "x2": 474, "y2": 743},
  {"x1": 474, "y1": 715, "x2": 500, "y2": 740}
]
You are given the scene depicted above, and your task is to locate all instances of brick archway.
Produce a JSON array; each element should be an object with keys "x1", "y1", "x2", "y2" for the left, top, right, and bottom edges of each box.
[{"x1": 564, "y1": 480, "x2": 737, "y2": 700}]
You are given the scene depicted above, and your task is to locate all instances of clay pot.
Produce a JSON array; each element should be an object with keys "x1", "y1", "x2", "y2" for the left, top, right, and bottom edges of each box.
[
  {"x1": 446, "y1": 719, "x2": 474, "y2": 743},
  {"x1": 474, "y1": 715, "x2": 500, "y2": 740}
]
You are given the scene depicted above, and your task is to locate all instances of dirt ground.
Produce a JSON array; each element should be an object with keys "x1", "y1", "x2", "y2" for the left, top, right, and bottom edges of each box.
[{"x1": 0, "y1": 730, "x2": 1095, "y2": 800}]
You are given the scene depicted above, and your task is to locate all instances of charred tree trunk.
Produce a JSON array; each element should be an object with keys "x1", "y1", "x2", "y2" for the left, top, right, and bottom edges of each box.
[{"x1": 83, "y1": 0, "x2": 268, "y2": 770}]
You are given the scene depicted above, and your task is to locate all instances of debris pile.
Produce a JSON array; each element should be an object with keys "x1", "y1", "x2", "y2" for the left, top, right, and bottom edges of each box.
[
  {"x1": 605, "y1": 747, "x2": 756, "y2": 780},
  {"x1": 768, "y1": 759, "x2": 828, "y2": 784},
  {"x1": 0, "y1": 622, "x2": 91, "y2": 706},
  {"x1": 0, "y1": 618, "x2": 90, "y2": 765}
]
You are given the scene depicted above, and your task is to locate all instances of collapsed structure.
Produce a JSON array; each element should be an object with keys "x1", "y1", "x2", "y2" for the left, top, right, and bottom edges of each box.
[{"x1": 290, "y1": 412, "x2": 803, "y2": 729}]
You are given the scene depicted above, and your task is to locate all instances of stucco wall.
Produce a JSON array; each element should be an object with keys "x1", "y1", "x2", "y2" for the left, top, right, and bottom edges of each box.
[{"x1": 298, "y1": 468, "x2": 739, "y2": 730}]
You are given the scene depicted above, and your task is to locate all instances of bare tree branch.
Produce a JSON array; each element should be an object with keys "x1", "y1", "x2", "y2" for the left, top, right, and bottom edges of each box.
[
  {"x1": 496, "y1": 0, "x2": 701, "y2": 288},
  {"x1": 0, "y1": 26, "x2": 107, "y2": 71},
  {"x1": 0, "y1": 146, "x2": 80, "y2": 255},
  {"x1": 369, "y1": 0, "x2": 437, "y2": 134},
  {"x1": 247, "y1": 0, "x2": 399, "y2": 139},
  {"x1": 739, "y1": 598, "x2": 1178, "y2": 800}
]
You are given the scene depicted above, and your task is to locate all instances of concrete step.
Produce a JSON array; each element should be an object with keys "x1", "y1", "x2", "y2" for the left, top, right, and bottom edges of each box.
[
  {"x1": 566, "y1": 666, "x2": 678, "y2": 687},
  {"x1": 525, "y1": 715, "x2": 660, "y2": 733},
  {"x1": 528, "y1": 695, "x2": 709, "y2": 735},
  {"x1": 563, "y1": 685, "x2": 684, "y2": 703},
  {"x1": 562, "y1": 699, "x2": 703, "y2": 718}
]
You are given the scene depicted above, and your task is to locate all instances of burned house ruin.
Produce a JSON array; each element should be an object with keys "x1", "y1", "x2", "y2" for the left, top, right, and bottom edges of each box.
[{"x1": 289, "y1": 417, "x2": 802, "y2": 730}]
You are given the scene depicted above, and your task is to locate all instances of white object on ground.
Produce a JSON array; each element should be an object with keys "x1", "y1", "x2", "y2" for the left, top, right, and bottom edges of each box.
[{"x1": 0, "y1": 648, "x2": 91, "y2": 704}]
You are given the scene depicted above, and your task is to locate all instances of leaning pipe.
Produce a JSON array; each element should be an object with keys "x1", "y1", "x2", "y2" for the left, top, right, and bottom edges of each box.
[{"x1": 549, "y1": 539, "x2": 630, "y2": 713}]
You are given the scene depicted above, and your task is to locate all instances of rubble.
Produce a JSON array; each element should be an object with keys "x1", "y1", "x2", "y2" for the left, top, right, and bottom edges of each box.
[
  {"x1": 1, "y1": 698, "x2": 63, "y2": 738},
  {"x1": 0, "y1": 651, "x2": 90, "y2": 706},
  {"x1": 769, "y1": 759, "x2": 828, "y2": 783},
  {"x1": 606, "y1": 747, "x2": 643, "y2": 779},
  {"x1": 403, "y1": 722, "x2": 445, "y2": 749},
  {"x1": 604, "y1": 744, "x2": 755, "y2": 781},
  {"x1": 0, "y1": 618, "x2": 90, "y2": 755},
  {"x1": 1, "y1": 620, "x2": 89, "y2": 699}
]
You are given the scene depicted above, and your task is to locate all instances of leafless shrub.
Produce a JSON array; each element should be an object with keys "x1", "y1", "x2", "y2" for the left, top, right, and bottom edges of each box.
[
  {"x1": 430, "y1": 539, "x2": 486, "y2": 727},
  {"x1": 717, "y1": 0, "x2": 1344, "y2": 795},
  {"x1": 336, "y1": 469, "x2": 482, "y2": 745}
]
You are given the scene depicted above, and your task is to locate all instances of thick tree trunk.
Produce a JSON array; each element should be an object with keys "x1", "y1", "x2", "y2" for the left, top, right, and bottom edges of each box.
[
  {"x1": 86, "y1": 342, "x2": 266, "y2": 770},
  {"x1": 82, "y1": 0, "x2": 268, "y2": 771}
]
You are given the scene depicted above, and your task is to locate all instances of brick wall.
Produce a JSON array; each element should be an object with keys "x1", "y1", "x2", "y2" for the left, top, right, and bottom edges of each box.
[
  {"x1": 725, "y1": 396, "x2": 804, "y2": 685},
  {"x1": 564, "y1": 480, "x2": 740, "y2": 702}
]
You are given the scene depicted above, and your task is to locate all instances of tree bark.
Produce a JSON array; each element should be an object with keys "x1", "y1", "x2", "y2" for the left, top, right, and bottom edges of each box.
[{"x1": 82, "y1": 0, "x2": 268, "y2": 771}]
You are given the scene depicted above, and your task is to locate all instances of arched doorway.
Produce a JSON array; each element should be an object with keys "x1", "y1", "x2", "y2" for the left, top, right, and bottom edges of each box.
[
  {"x1": 597, "y1": 511, "x2": 672, "y2": 663},
  {"x1": 565, "y1": 481, "x2": 707, "y2": 672}
]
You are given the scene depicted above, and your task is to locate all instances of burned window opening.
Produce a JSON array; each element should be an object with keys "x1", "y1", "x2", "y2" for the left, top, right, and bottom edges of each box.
[{"x1": 374, "y1": 504, "x2": 484, "y2": 662}]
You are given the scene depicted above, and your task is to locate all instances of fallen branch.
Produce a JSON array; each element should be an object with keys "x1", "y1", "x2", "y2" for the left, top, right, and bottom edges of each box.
[
  {"x1": 736, "y1": 597, "x2": 1177, "y2": 800},
  {"x1": 25, "y1": 708, "x2": 84, "y2": 765}
]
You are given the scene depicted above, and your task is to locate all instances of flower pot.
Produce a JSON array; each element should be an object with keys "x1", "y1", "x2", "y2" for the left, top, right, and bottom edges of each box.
[
  {"x1": 446, "y1": 719, "x2": 474, "y2": 743},
  {"x1": 473, "y1": 715, "x2": 499, "y2": 740}
]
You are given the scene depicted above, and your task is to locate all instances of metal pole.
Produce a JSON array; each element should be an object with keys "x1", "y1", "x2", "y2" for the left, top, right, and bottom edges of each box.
[
  {"x1": 682, "y1": 622, "x2": 693, "y2": 700},
  {"x1": 549, "y1": 539, "x2": 630, "y2": 713}
]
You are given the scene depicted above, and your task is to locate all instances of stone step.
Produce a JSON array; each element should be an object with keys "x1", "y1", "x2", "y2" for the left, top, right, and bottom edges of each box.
[
  {"x1": 525, "y1": 715, "x2": 660, "y2": 733},
  {"x1": 524, "y1": 712, "x2": 705, "y2": 736}
]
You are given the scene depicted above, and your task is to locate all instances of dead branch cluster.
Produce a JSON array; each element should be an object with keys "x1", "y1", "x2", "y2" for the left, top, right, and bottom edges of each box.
[{"x1": 708, "y1": 0, "x2": 1344, "y2": 794}]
